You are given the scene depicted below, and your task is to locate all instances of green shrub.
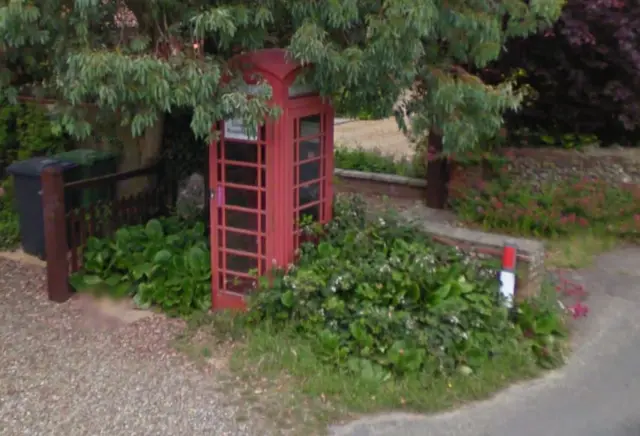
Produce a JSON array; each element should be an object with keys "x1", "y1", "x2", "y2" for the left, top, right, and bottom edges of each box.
[
  {"x1": 15, "y1": 102, "x2": 69, "y2": 158},
  {"x1": 0, "y1": 105, "x2": 20, "y2": 177},
  {"x1": 0, "y1": 179, "x2": 20, "y2": 250},
  {"x1": 507, "y1": 129, "x2": 600, "y2": 150},
  {"x1": 246, "y1": 194, "x2": 567, "y2": 379},
  {"x1": 451, "y1": 171, "x2": 640, "y2": 239},
  {"x1": 334, "y1": 146, "x2": 426, "y2": 178},
  {"x1": 70, "y1": 217, "x2": 211, "y2": 316},
  {"x1": 516, "y1": 288, "x2": 568, "y2": 369},
  {"x1": 0, "y1": 103, "x2": 69, "y2": 175}
]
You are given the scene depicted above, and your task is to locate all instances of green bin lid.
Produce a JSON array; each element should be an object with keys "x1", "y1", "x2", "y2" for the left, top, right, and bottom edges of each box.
[{"x1": 55, "y1": 149, "x2": 117, "y2": 166}]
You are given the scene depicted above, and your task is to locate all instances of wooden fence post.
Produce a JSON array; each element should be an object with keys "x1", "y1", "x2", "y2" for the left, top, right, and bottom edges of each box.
[{"x1": 41, "y1": 166, "x2": 71, "y2": 303}]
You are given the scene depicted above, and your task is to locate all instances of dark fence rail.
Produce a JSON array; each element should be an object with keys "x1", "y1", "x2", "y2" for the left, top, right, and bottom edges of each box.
[{"x1": 42, "y1": 161, "x2": 174, "y2": 302}]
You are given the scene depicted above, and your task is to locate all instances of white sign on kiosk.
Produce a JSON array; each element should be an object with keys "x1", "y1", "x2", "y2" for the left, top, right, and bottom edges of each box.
[
  {"x1": 289, "y1": 83, "x2": 316, "y2": 98},
  {"x1": 224, "y1": 118, "x2": 257, "y2": 141}
]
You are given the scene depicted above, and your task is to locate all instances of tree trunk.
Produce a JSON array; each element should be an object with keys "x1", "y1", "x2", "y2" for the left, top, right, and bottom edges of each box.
[{"x1": 425, "y1": 131, "x2": 450, "y2": 209}]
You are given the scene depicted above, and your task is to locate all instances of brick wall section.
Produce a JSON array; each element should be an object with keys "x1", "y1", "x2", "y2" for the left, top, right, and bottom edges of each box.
[{"x1": 334, "y1": 169, "x2": 425, "y2": 200}]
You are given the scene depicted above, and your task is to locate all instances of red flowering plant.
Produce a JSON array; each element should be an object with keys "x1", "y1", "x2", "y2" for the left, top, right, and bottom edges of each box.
[{"x1": 451, "y1": 164, "x2": 640, "y2": 239}]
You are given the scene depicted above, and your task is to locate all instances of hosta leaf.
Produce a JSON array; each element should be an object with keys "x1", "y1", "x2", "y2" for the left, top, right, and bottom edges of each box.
[
  {"x1": 153, "y1": 249, "x2": 172, "y2": 264},
  {"x1": 145, "y1": 219, "x2": 164, "y2": 239}
]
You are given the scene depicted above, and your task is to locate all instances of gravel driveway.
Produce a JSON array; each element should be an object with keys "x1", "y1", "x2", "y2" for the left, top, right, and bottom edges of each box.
[
  {"x1": 334, "y1": 118, "x2": 414, "y2": 159},
  {"x1": 0, "y1": 259, "x2": 268, "y2": 436}
]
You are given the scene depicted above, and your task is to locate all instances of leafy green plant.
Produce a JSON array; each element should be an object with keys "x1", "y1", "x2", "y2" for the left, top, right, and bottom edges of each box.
[
  {"x1": 0, "y1": 105, "x2": 20, "y2": 177},
  {"x1": 508, "y1": 129, "x2": 600, "y2": 150},
  {"x1": 70, "y1": 217, "x2": 212, "y2": 316},
  {"x1": 334, "y1": 147, "x2": 426, "y2": 178},
  {"x1": 514, "y1": 284, "x2": 569, "y2": 369},
  {"x1": 15, "y1": 103, "x2": 69, "y2": 159},
  {"x1": 0, "y1": 103, "x2": 69, "y2": 178},
  {"x1": 245, "y1": 194, "x2": 566, "y2": 379},
  {"x1": 0, "y1": 178, "x2": 20, "y2": 250}
]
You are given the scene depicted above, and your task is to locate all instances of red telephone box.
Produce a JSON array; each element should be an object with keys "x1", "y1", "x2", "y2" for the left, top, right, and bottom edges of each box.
[{"x1": 209, "y1": 48, "x2": 335, "y2": 310}]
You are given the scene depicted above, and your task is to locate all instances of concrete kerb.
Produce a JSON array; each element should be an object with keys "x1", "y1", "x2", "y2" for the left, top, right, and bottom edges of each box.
[{"x1": 334, "y1": 168, "x2": 427, "y2": 187}]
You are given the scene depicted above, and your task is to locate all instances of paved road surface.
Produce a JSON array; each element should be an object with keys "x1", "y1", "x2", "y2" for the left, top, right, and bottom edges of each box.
[{"x1": 331, "y1": 247, "x2": 640, "y2": 436}]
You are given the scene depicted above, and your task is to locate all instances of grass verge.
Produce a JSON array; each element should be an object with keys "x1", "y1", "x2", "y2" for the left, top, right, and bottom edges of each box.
[
  {"x1": 175, "y1": 310, "x2": 552, "y2": 435},
  {"x1": 545, "y1": 231, "x2": 619, "y2": 269}
]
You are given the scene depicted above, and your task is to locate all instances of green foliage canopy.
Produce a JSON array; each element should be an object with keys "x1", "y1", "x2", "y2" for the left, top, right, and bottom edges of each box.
[{"x1": 0, "y1": 0, "x2": 563, "y2": 151}]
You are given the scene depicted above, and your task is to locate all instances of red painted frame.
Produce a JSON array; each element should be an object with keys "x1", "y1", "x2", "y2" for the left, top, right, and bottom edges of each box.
[
  {"x1": 288, "y1": 103, "x2": 335, "y2": 252},
  {"x1": 209, "y1": 49, "x2": 334, "y2": 311},
  {"x1": 209, "y1": 128, "x2": 270, "y2": 310}
]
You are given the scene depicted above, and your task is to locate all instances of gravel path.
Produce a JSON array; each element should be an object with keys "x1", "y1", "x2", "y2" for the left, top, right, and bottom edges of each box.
[
  {"x1": 334, "y1": 118, "x2": 414, "y2": 159},
  {"x1": 0, "y1": 259, "x2": 268, "y2": 436}
]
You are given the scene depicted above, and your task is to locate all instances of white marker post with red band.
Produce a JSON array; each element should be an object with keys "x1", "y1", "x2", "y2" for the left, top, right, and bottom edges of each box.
[{"x1": 500, "y1": 243, "x2": 517, "y2": 307}]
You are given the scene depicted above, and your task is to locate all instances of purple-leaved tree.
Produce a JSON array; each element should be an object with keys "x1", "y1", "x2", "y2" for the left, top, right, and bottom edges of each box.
[{"x1": 483, "y1": 0, "x2": 640, "y2": 144}]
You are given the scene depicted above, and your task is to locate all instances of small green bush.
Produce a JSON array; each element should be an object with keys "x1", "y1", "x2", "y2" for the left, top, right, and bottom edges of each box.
[
  {"x1": 0, "y1": 103, "x2": 69, "y2": 176},
  {"x1": 334, "y1": 146, "x2": 426, "y2": 178},
  {"x1": 0, "y1": 105, "x2": 20, "y2": 177},
  {"x1": 0, "y1": 179, "x2": 20, "y2": 250},
  {"x1": 15, "y1": 103, "x2": 69, "y2": 159},
  {"x1": 70, "y1": 217, "x2": 211, "y2": 316},
  {"x1": 246, "y1": 195, "x2": 567, "y2": 379},
  {"x1": 508, "y1": 129, "x2": 600, "y2": 150}
]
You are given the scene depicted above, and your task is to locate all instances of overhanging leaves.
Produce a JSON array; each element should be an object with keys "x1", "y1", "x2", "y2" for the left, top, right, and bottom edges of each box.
[{"x1": 0, "y1": 0, "x2": 562, "y2": 149}]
